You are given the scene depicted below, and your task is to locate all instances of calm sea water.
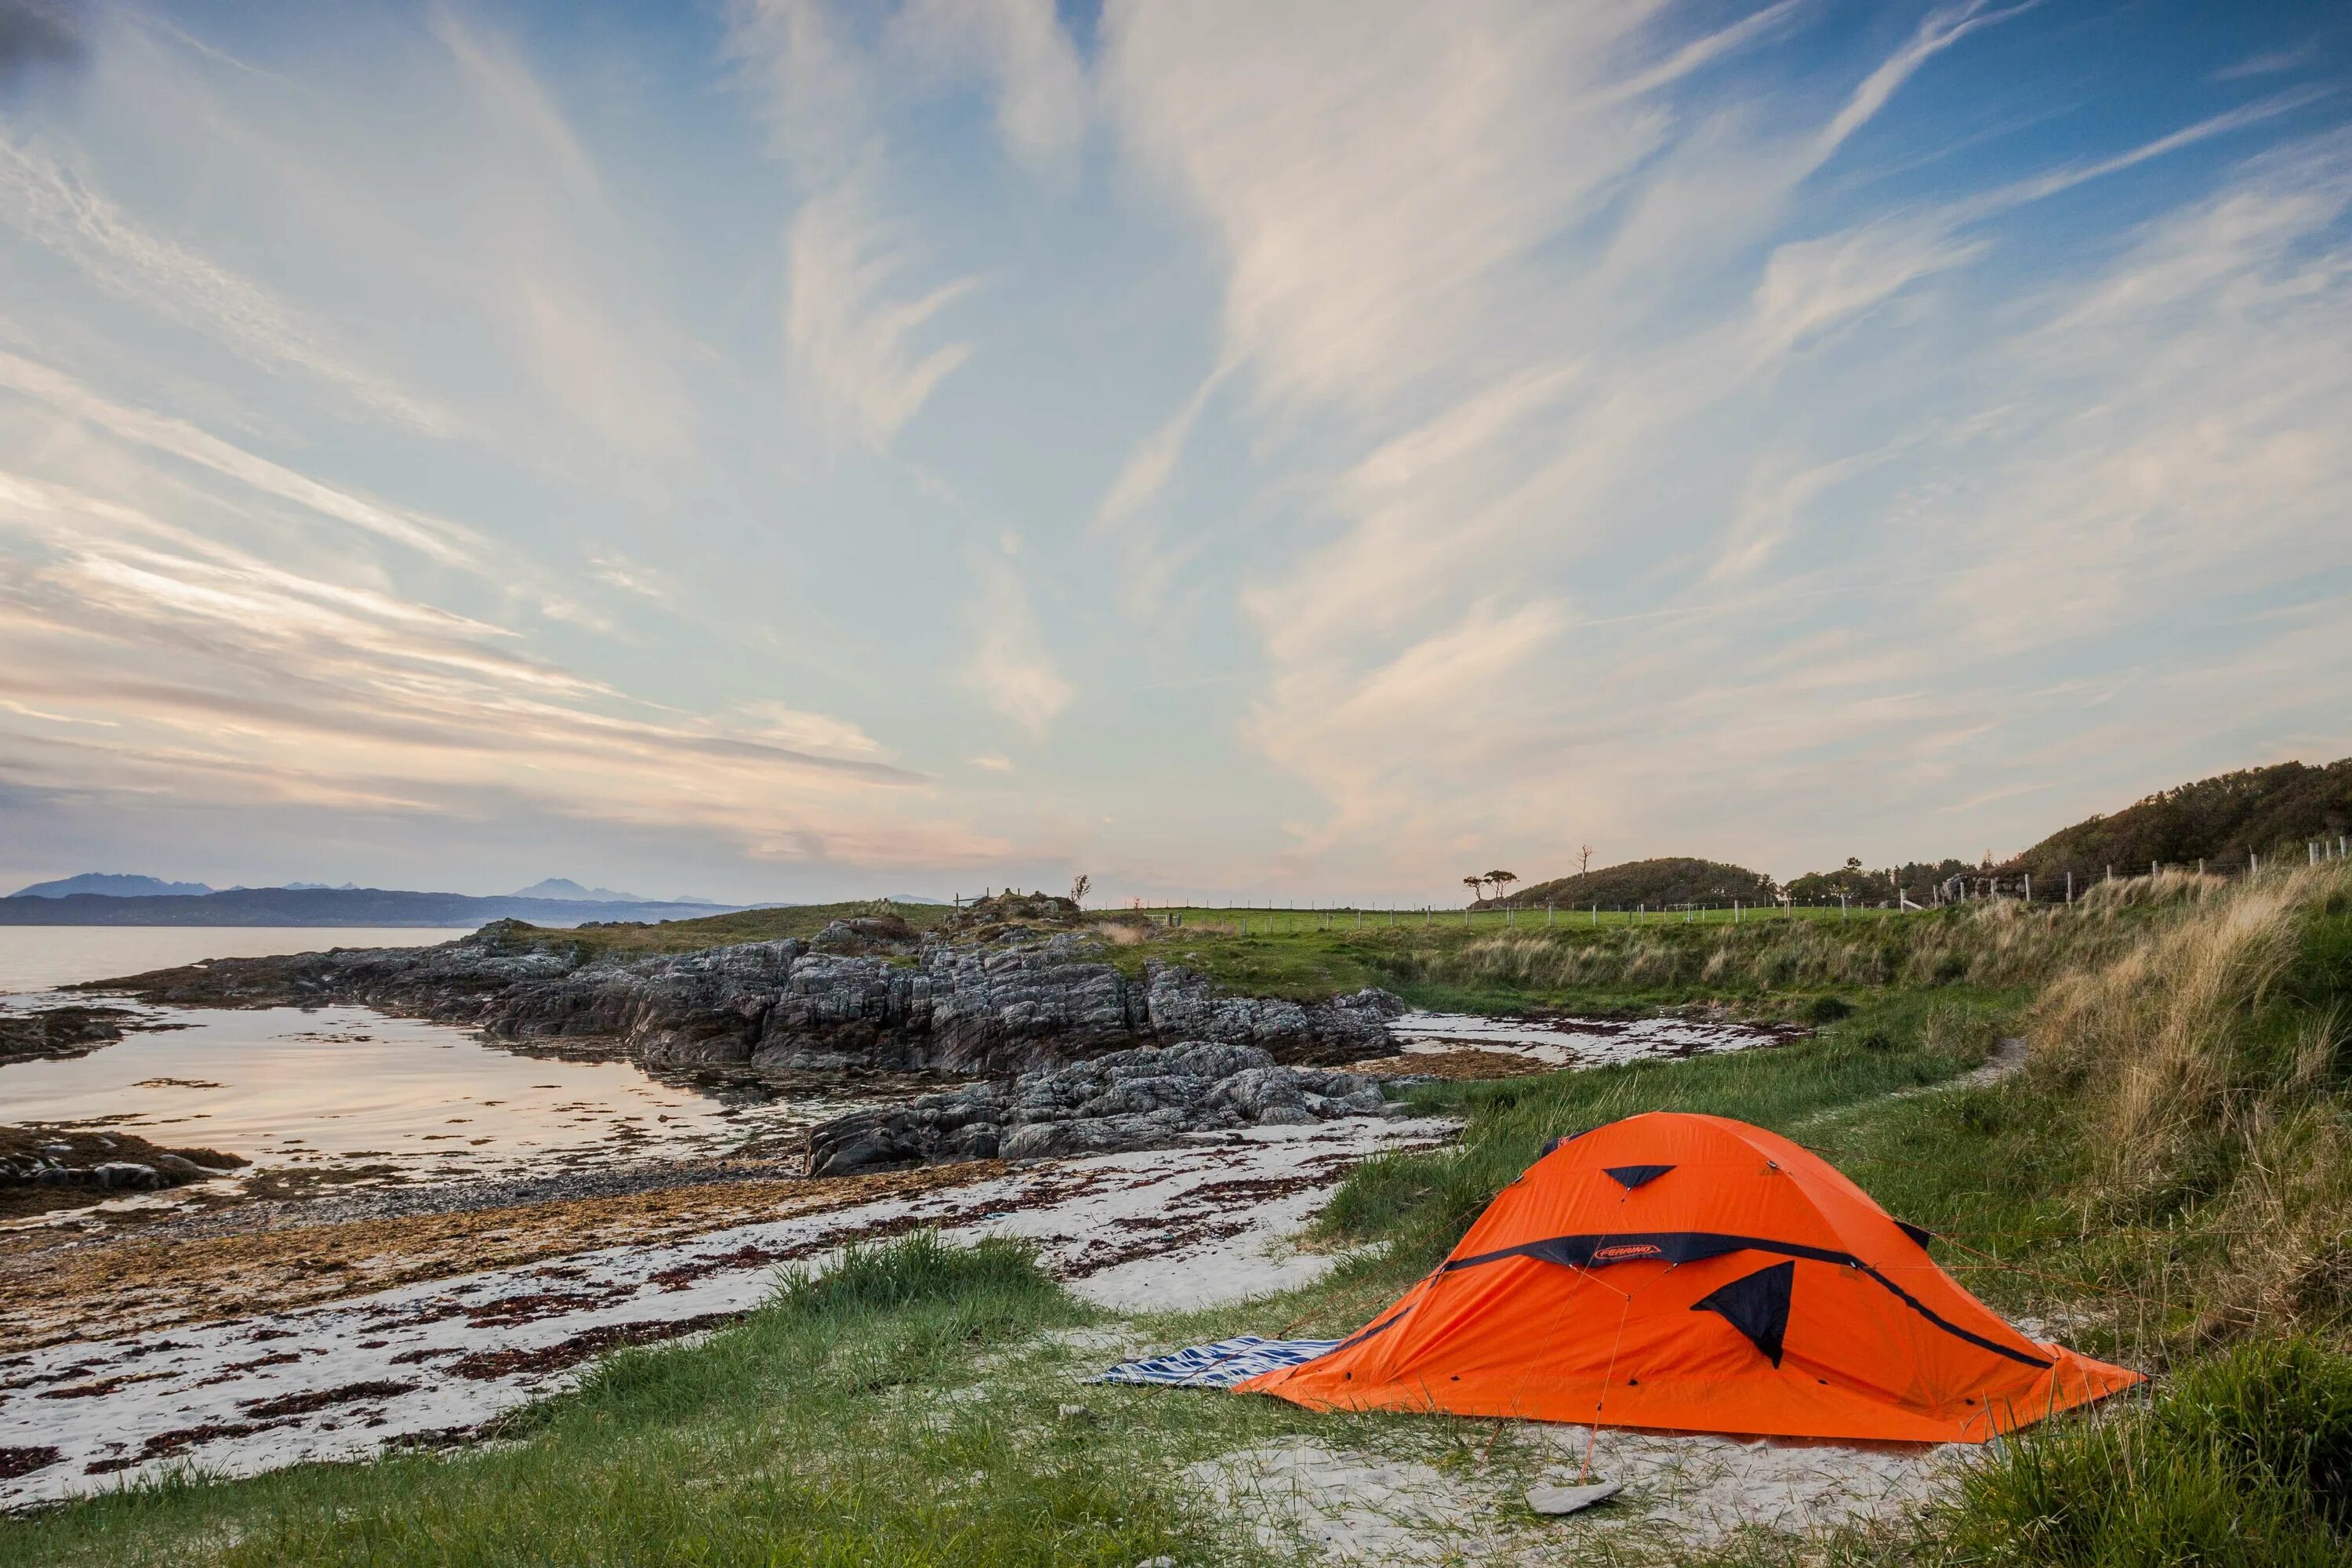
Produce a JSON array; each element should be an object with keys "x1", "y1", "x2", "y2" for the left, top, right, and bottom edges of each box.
[
  {"x1": 0, "y1": 927, "x2": 844, "y2": 1224},
  {"x1": 0, "y1": 926, "x2": 455, "y2": 993}
]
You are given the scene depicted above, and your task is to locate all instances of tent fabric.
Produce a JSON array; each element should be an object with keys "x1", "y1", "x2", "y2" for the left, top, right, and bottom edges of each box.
[{"x1": 1240, "y1": 1112, "x2": 2140, "y2": 1443}]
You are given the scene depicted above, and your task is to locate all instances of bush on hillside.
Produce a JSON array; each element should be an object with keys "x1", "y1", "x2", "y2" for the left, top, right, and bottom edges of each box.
[
  {"x1": 2019, "y1": 757, "x2": 2352, "y2": 887},
  {"x1": 1490, "y1": 857, "x2": 1778, "y2": 911}
]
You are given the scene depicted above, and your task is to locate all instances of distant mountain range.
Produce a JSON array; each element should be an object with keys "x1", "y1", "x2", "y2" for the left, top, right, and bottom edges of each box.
[
  {"x1": 0, "y1": 874, "x2": 756, "y2": 927},
  {"x1": 9, "y1": 873, "x2": 218, "y2": 899}
]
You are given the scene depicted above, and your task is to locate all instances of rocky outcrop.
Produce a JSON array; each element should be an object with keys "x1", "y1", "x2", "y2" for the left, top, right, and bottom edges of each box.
[
  {"x1": 100, "y1": 922, "x2": 1406, "y2": 1080},
  {"x1": 0, "y1": 1006, "x2": 140, "y2": 1068},
  {"x1": 802, "y1": 1043, "x2": 1394, "y2": 1176},
  {"x1": 1, "y1": 1126, "x2": 248, "y2": 1216}
]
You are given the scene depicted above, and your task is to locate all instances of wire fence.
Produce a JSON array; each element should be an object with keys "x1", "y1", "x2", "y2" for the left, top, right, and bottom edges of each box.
[{"x1": 981, "y1": 834, "x2": 2352, "y2": 933}]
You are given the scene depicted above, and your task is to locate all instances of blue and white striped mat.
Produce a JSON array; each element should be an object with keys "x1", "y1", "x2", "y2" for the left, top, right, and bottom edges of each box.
[{"x1": 1094, "y1": 1335, "x2": 1341, "y2": 1389}]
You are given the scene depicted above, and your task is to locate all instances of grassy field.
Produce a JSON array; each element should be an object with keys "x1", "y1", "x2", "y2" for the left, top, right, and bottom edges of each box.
[
  {"x1": 522, "y1": 882, "x2": 2194, "y2": 1018},
  {"x1": 8, "y1": 868, "x2": 2348, "y2": 1564},
  {"x1": 522, "y1": 898, "x2": 963, "y2": 956}
]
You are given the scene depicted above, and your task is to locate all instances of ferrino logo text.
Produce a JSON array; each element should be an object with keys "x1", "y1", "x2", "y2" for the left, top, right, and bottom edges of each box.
[{"x1": 1592, "y1": 1242, "x2": 1665, "y2": 1262}]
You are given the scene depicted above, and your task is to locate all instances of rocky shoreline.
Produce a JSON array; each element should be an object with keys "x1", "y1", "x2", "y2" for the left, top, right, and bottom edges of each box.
[
  {"x1": 804, "y1": 1043, "x2": 1398, "y2": 1176},
  {"x1": 0, "y1": 1004, "x2": 149, "y2": 1069},
  {"x1": 90, "y1": 916, "x2": 1406, "y2": 1081}
]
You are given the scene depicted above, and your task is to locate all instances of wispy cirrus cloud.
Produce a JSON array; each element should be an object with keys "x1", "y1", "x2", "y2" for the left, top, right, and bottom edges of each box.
[
  {"x1": 0, "y1": 467, "x2": 982, "y2": 863},
  {"x1": 0, "y1": 134, "x2": 453, "y2": 434},
  {"x1": 1101, "y1": 0, "x2": 2350, "y2": 887},
  {"x1": 959, "y1": 547, "x2": 1070, "y2": 735},
  {"x1": 786, "y1": 182, "x2": 978, "y2": 450},
  {"x1": 0, "y1": 0, "x2": 2344, "y2": 902},
  {"x1": 0, "y1": 348, "x2": 483, "y2": 567}
]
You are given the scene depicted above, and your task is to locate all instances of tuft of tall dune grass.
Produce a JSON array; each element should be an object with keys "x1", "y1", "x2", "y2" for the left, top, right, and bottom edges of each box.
[
  {"x1": 1400, "y1": 895, "x2": 2161, "y2": 1000},
  {"x1": 2026, "y1": 862, "x2": 2352, "y2": 1346}
]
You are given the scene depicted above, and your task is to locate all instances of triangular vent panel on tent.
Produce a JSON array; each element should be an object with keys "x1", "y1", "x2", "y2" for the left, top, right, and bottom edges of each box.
[
  {"x1": 1602, "y1": 1163, "x2": 1674, "y2": 1191},
  {"x1": 1691, "y1": 1260, "x2": 1794, "y2": 1367}
]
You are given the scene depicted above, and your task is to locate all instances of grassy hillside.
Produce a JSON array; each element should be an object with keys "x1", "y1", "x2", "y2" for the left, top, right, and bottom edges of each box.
[
  {"x1": 2016, "y1": 757, "x2": 2352, "y2": 883},
  {"x1": 1480, "y1": 856, "x2": 1779, "y2": 911},
  {"x1": 499, "y1": 898, "x2": 961, "y2": 956}
]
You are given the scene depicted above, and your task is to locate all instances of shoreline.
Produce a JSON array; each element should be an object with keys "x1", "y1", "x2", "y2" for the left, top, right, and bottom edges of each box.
[{"x1": 0, "y1": 1116, "x2": 1457, "y2": 1509}]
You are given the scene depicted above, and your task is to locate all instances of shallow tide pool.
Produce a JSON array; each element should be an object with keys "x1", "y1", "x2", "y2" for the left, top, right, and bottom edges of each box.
[{"x1": 1, "y1": 1003, "x2": 852, "y2": 1223}]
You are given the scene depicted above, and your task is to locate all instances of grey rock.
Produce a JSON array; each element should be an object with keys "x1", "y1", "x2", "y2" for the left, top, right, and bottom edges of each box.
[
  {"x1": 35, "y1": 1160, "x2": 169, "y2": 1190},
  {"x1": 802, "y1": 1047, "x2": 1397, "y2": 1174},
  {"x1": 103, "y1": 922, "x2": 1404, "y2": 1087}
]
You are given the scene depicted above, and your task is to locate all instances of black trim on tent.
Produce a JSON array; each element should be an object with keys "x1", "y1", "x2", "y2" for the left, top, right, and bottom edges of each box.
[
  {"x1": 1691, "y1": 1261, "x2": 1794, "y2": 1366},
  {"x1": 1895, "y1": 1219, "x2": 1935, "y2": 1249},
  {"x1": 1327, "y1": 1303, "x2": 1415, "y2": 1356},
  {"x1": 1604, "y1": 1163, "x2": 1674, "y2": 1191},
  {"x1": 1438, "y1": 1230, "x2": 2052, "y2": 1370}
]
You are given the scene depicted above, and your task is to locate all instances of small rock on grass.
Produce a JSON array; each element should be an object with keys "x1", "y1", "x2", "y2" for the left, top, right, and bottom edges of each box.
[{"x1": 1526, "y1": 1478, "x2": 1625, "y2": 1515}]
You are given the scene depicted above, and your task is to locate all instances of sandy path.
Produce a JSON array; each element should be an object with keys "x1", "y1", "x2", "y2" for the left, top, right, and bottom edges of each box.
[{"x1": 0, "y1": 1117, "x2": 1454, "y2": 1510}]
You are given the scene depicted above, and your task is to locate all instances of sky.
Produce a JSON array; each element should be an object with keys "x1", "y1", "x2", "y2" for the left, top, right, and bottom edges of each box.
[{"x1": 0, "y1": 0, "x2": 2347, "y2": 906}]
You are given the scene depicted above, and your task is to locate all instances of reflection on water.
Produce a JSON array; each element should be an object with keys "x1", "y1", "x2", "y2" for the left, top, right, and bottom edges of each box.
[
  {"x1": 1, "y1": 1004, "x2": 848, "y2": 1223},
  {"x1": 1390, "y1": 1011, "x2": 1790, "y2": 1067},
  {"x1": 0, "y1": 926, "x2": 456, "y2": 993}
]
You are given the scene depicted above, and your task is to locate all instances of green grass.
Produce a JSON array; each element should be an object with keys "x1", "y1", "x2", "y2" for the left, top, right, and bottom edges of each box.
[
  {"x1": 1088, "y1": 897, "x2": 2170, "y2": 1018},
  {"x1": 506, "y1": 898, "x2": 962, "y2": 957},
  {"x1": 1723, "y1": 1339, "x2": 2352, "y2": 1568},
  {"x1": 9, "y1": 873, "x2": 2347, "y2": 1566},
  {"x1": 1909, "y1": 1338, "x2": 2352, "y2": 1567},
  {"x1": 0, "y1": 1236, "x2": 1200, "y2": 1568}
]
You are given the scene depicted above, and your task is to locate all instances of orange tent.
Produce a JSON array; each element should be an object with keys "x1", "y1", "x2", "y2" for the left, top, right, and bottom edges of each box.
[{"x1": 1242, "y1": 1112, "x2": 2137, "y2": 1443}]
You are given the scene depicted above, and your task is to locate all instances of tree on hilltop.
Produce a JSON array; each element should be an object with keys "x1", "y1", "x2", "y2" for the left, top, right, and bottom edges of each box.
[
  {"x1": 1462, "y1": 874, "x2": 1487, "y2": 905},
  {"x1": 1486, "y1": 869, "x2": 1519, "y2": 902}
]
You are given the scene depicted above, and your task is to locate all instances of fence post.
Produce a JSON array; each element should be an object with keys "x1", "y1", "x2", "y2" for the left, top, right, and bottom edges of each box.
[
  {"x1": 2024, "y1": 873, "x2": 2031, "y2": 902},
  {"x1": 2066, "y1": 870, "x2": 2072, "y2": 905},
  {"x1": 1592, "y1": 903, "x2": 1597, "y2": 927},
  {"x1": 1548, "y1": 902, "x2": 1555, "y2": 927}
]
